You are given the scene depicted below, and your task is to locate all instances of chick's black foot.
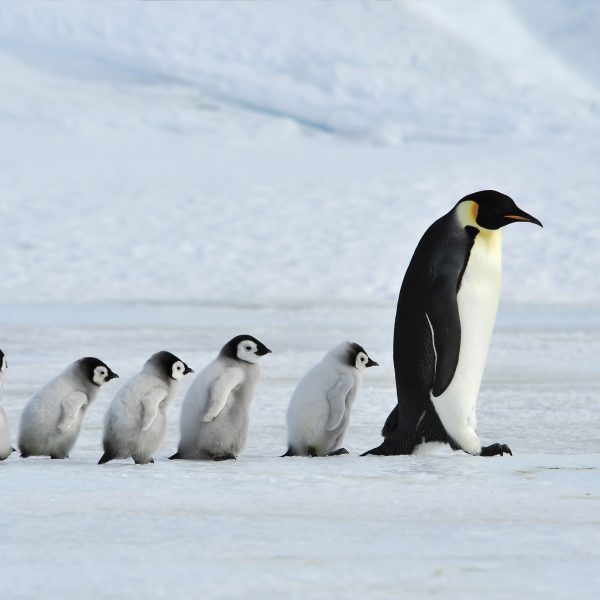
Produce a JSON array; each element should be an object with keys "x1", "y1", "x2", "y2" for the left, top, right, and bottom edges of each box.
[
  {"x1": 327, "y1": 448, "x2": 349, "y2": 456},
  {"x1": 480, "y1": 443, "x2": 512, "y2": 457},
  {"x1": 212, "y1": 453, "x2": 236, "y2": 461}
]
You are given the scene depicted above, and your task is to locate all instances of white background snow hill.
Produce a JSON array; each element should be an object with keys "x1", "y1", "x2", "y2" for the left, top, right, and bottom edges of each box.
[
  {"x1": 0, "y1": 1, "x2": 599, "y2": 599},
  {"x1": 0, "y1": 0, "x2": 599, "y2": 305}
]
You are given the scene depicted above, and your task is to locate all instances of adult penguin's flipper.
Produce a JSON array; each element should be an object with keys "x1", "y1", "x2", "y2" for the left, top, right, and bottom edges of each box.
[{"x1": 426, "y1": 272, "x2": 462, "y2": 397}]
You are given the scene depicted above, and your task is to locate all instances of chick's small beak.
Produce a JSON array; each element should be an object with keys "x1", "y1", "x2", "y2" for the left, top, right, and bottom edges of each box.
[
  {"x1": 505, "y1": 206, "x2": 543, "y2": 227},
  {"x1": 258, "y1": 346, "x2": 272, "y2": 356},
  {"x1": 184, "y1": 366, "x2": 194, "y2": 375},
  {"x1": 366, "y1": 358, "x2": 379, "y2": 368},
  {"x1": 108, "y1": 372, "x2": 119, "y2": 380}
]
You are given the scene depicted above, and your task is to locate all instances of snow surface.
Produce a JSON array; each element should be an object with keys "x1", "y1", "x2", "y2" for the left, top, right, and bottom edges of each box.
[
  {"x1": 0, "y1": 1, "x2": 599, "y2": 598},
  {"x1": 1, "y1": 303, "x2": 599, "y2": 599}
]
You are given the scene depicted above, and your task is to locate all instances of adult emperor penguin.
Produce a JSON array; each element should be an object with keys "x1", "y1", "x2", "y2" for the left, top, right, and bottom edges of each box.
[
  {"x1": 98, "y1": 351, "x2": 193, "y2": 465},
  {"x1": 0, "y1": 350, "x2": 15, "y2": 461},
  {"x1": 283, "y1": 342, "x2": 378, "y2": 457},
  {"x1": 169, "y1": 335, "x2": 271, "y2": 461},
  {"x1": 364, "y1": 190, "x2": 542, "y2": 457},
  {"x1": 19, "y1": 357, "x2": 118, "y2": 459}
]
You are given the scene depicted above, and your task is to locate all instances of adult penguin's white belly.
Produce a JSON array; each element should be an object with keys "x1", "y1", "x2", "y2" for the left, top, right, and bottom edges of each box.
[{"x1": 430, "y1": 229, "x2": 502, "y2": 455}]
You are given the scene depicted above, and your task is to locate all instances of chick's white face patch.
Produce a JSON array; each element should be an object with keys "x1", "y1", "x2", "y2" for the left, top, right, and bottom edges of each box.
[
  {"x1": 355, "y1": 351, "x2": 369, "y2": 371},
  {"x1": 171, "y1": 360, "x2": 186, "y2": 380},
  {"x1": 93, "y1": 366, "x2": 108, "y2": 386},
  {"x1": 237, "y1": 340, "x2": 259, "y2": 364}
]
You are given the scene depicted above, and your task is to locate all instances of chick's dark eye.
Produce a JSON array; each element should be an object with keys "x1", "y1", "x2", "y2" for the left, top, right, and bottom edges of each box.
[{"x1": 245, "y1": 346, "x2": 252, "y2": 351}]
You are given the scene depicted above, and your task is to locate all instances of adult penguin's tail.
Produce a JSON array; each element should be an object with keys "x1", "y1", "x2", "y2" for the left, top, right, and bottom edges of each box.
[
  {"x1": 362, "y1": 403, "x2": 450, "y2": 455},
  {"x1": 361, "y1": 432, "x2": 417, "y2": 456}
]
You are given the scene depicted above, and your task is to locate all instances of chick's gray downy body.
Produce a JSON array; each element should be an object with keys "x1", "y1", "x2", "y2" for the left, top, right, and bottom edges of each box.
[
  {"x1": 285, "y1": 342, "x2": 378, "y2": 457},
  {"x1": 171, "y1": 335, "x2": 271, "y2": 461},
  {"x1": 99, "y1": 351, "x2": 193, "y2": 465},
  {"x1": 19, "y1": 357, "x2": 118, "y2": 459},
  {"x1": 0, "y1": 351, "x2": 13, "y2": 460}
]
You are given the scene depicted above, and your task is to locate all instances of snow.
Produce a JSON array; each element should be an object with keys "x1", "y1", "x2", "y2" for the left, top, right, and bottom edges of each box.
[
  {"x1": 1, "y1": 303, "x2": 599, "y2": 599},
  {"x1": 0, "y1": 1, "x2": 599, "y2": 306},
  {"x1": 0, "y1": 1, "x2": 599, "y2": 598}
]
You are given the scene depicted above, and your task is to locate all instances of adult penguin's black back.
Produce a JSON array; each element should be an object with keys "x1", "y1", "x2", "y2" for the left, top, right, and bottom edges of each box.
[{"x1": 363, "y1": 190, "x2": 542, "y2": 457}]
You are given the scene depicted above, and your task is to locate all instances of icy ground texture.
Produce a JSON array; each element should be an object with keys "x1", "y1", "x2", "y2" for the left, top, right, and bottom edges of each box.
[
  {"x1": 1, "y1": 303, "x2": 599, "y2": 599},
  {"x1": 0, "y1": 0, "x2": 599, "y2": 305}
]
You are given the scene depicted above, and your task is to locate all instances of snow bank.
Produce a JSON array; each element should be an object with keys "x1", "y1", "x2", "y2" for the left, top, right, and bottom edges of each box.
[
  {"x1": 1, "y1": 1, "x2": 598, "y2": 142},
  {"x1": 0, "y1": 1, "x2": 598, "y2": 306}
]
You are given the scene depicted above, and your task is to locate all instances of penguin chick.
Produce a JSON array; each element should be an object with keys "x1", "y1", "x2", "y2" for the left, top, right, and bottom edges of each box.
[
  {"x1": 170, "y1": 335, "x2": 271, "y2": 461},
  {"x1": 284, "y1": 342, "x2": 378, "y2": 457},
  {"x1": 0, "y1": 350, "x2": 15, "y2": 461},
  {"x1": 99, "y1": 351, "x2": 193, "y2": 465},
  {"x1": 18, "y1": 357, "x2": 118, "y2": 459}
]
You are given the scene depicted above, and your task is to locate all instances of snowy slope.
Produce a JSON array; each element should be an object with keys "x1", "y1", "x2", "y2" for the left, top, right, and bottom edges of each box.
[
  {"x1": 0, "y1": 0, "x2": 598, "y2": 305},
  {"x1": 1, "y1": 1, "x2": 598, "y2": 141}
]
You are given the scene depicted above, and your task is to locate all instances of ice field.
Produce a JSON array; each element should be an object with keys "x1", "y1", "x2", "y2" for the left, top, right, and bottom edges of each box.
[
  {"x1": 1, "y1": 1, "x2": 599, "y2": 598},
  {"x1": 1, "y1": 303, "x2": 599, "y2": 599}
]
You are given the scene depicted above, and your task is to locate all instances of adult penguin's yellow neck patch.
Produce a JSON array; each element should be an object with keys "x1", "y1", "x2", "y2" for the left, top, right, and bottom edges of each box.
[
  {"x1": 456, "y1": 199, "x2": 502, "y2": 250},
  {"x1": 457, "y1": 200, "x2": 479, "y2": 227}
]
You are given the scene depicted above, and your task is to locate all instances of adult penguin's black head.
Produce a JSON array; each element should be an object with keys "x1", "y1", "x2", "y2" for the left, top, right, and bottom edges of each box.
[{"x1": 457, "y1": 190, "x2": 543, "y2": 230}]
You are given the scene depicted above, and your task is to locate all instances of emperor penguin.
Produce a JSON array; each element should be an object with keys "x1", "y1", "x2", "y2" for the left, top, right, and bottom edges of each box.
[
  {"x1": 284, "y1": 342, "x2": 378, "y2": 457},
  {"x1": 364, "y1": 190, "x2": 542, "y2": 457},
  {"x1": 19, "y1": 357, "x2": 119, "y2": 459},
  {"x1": 169, "y1": 335, "x2": 271, "y2": 461},
  {"x1": 0, "y1": 350, "x2": 15, "y2": 461},
  {"x1": 99, "y1": 351, "x2": 193, "y2": 465}
]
